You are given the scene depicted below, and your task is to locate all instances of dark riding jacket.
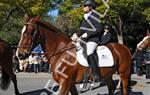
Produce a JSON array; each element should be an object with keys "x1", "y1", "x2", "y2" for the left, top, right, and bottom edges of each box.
[
  {"x1": 77, "y1": 11, "x2": 103, "y2": 43},
  {"x1": 100, "y1": 32, "x2": 113, "y2": 45}
]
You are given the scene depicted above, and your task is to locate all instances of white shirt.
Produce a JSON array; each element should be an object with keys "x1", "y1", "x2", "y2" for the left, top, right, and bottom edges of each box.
[
  {"x1": 28, "y1": 55, "x2": 34, "y2": 64},
  {"x1": 84, "y1": 11, "x2": 92, "y2": 20}
]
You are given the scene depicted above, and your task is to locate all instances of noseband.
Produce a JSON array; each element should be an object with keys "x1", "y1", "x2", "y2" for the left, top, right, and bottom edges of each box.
[{"x1": 18, "y1": 22, "x2": 40, "y2": 54}]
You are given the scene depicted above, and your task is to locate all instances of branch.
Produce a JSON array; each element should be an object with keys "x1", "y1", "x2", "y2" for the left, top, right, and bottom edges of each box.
[{"x1": 0, "y1": 6, "x2": 26, "y2": 31}]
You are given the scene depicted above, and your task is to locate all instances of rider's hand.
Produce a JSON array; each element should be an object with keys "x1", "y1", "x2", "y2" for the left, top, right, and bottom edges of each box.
[
  {"x1": 81, "y1": 33, "x2": 88, "y2": 38},
  {"x1": 71, "y1": 33, "x2": 78, "y2": 41}
]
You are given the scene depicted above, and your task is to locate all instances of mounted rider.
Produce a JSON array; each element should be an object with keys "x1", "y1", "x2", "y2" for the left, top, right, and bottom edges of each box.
[
  {"x1": 100, "y1": 24, "x2": 113, "y2": 45},
  {"x1": 71, "y1": 0, "x2": 103, "y2": 82}
]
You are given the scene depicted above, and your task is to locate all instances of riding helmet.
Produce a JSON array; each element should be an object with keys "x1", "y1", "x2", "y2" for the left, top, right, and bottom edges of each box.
[{"x1": 84, "y1": 0, "x2": 97, "y2": 9}]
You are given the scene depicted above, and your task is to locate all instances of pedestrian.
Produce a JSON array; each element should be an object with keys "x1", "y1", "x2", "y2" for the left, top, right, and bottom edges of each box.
[
  {"x1": 33, "y1": 53, "x2": 41, "y2": 73},
  {"x1": 12, "y1": 54, "x2": 20, "y2": 73},
  {"x1": 28, "y1": 53, "x2": 34, "y2": 72}
]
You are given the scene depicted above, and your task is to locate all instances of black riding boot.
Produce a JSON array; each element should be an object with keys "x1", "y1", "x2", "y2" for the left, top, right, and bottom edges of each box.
[{"x1": 88, "y1": 54, "x2": 100, "y2": 82}]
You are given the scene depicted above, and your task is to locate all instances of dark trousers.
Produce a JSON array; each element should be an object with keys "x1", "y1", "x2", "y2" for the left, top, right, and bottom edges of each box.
[
  {"x1": 14, "y1": 62, "x2": 20, "y2": 72},
  {"x1": 34, "y1": 64, "x2": 40, "y2": 73},
  {"x1": 88, "y1": 54, "x2": 100, "y2": 76}
]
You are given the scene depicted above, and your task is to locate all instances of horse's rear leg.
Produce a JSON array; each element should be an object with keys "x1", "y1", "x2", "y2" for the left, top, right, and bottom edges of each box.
[
  {"x1": 105, "y1": 76, "x2": 116, "y2": 95},
  {"x1": 70, "y1": 84, "x2": 78, "y2": 95},
  {"x1": 120, "y1": 75, "x2": 130, "y2": 95}
]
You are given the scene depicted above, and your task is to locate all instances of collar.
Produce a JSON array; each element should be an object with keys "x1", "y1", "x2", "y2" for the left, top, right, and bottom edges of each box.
[{"x1": 84, "y1": 11, "x2": 92, "y2": 20}]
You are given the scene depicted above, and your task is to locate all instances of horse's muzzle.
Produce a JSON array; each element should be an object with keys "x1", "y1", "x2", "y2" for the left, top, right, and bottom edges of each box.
[{"x1": 18, "y1": 53, "x2": 29, "y2": 60}]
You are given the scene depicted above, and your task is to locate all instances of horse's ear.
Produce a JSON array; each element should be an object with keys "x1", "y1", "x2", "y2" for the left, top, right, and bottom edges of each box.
[{"x1": 24, "y1": 14, "x2": 31, "y2": 23}]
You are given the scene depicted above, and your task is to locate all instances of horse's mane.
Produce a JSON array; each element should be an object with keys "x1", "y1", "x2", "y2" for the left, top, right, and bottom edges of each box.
[{"x1": 37, "y1": 20, "x2": 61, "y2": 33}]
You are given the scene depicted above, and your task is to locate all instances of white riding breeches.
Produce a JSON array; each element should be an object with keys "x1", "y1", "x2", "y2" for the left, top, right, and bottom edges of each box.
[{"x1": 87, "y1": 42, "x2": 98, "y2": 56}]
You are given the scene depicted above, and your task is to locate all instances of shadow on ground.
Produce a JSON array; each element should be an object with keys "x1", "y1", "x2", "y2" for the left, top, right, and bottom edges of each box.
[
  {"x1": 22, "y1": 86, "x2": 59, "y2": 95},
  {"x1": 22, "y1": 89, "x2": 52, "y2": 95},
  {"x1": 79, "y1": 79, "x2": 143, "y2": 95},
  {"x1": 21, "y1": 79, "x2": 144, "y2": 95},
  {"x1": 97, "y1": 91, "x2": 144, "y2": 95}
]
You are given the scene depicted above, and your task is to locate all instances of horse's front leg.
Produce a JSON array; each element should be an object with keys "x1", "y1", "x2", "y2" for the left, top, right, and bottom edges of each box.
[{"x1": 57, "y1": 79, "x2": 72, "y2": 95}]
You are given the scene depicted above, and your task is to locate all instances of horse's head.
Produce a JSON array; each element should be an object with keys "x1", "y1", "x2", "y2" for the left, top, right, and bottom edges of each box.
[{"x1": 17, "y1": 16, "x2": 40, "y2": 60}]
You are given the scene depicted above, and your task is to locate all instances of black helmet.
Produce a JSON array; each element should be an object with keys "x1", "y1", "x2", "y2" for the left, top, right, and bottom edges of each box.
[
  {"x1": 84, "y1": 0, "x2": 96, "y2": 9},
  {"x1": 104, "y1": 25, "x2": 111, "y2": 29}
]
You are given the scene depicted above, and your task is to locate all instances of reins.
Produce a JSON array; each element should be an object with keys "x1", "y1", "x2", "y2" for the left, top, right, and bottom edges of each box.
[
  {"x1": 45, "y1": 43, "x2": 76, "y2": 61},
  {"x1": 19, "y1": 22, "x2": 76, "y2": 62}
]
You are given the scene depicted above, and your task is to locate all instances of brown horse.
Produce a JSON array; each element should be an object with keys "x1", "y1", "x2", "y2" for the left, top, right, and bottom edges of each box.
[
  {"x1": 16, "y1": 16, "x2": 131, "y2": 95},
  {"x1": 0, "y1": 39, "x2": 20, "y2": 95}
]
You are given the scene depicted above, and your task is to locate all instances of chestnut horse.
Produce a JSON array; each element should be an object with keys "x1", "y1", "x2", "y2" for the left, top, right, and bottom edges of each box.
[
  {"x1": 17, "y1": 16, "x2": 131, "y2": 95},
  {"x1": 0, "y1": 39, "x2": 20, "y2": 95}
]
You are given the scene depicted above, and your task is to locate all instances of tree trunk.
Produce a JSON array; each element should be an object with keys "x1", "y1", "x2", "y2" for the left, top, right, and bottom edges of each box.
[
  {"x1": 117, "y1": 16, "x2": 124, "y2": 44},
  {"x1": 117, "y1": 35, "x2": 123, "y2": 44}
]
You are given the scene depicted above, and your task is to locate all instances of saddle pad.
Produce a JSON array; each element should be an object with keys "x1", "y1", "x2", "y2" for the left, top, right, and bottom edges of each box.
[
  {"x1": 76, "y1": 45, "x2": 114, "y2": 67},
  {"x1": 97, "y1": 46, "x2": 114, "y2": 67}
]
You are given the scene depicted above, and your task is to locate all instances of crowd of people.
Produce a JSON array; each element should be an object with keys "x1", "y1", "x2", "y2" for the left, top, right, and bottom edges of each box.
[{"x1": 12, "y1": 52, "x2": 50, "y2": 74}]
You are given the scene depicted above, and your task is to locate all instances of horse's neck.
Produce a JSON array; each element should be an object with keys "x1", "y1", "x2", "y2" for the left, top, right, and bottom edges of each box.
[{"x1": 40, "y1": 28, "x2": 72, "y2": 58}]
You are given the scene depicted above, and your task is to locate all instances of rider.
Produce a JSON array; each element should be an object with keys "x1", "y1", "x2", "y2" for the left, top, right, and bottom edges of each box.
[
  {"x1": 100, "y1": 24, "x2": 113, "y2": 45},
  {"x1": 72, "y1": 0, "x2": 103, "y2": 82}
]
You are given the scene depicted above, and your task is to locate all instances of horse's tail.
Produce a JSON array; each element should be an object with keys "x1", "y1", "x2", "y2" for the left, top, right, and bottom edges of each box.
[{"x1": 0, "y1": 69, "x2": 11, "y2": 90}]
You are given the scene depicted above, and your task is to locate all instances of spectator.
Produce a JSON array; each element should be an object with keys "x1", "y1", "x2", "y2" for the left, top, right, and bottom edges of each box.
[
  {"x1": 41, "y1": 54, "x2": 49, "y2": 72},
  {"x1": 28, "y1": 53, "x2": 34, "y2": 72},
  {"x1": 12, "y1": 54, "x2": 20, "y2": 73},
  {"x1": 33, "y1": 53, "x2": 41, "y2": 73}
]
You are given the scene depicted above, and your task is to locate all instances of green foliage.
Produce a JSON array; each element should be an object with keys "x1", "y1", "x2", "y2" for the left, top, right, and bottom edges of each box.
[
  {"x1": 55, "y1": 0, "x2": 149, "y2": 50},
  {"x1": 0, "y1": 0, "x2": 52, "y2": 44},
  {"x1": 59, "y1": 0, "x2": 73, "y2": 14},
  {"x1": 143, "y1": 7, "x2": 150, "y2": 21}
]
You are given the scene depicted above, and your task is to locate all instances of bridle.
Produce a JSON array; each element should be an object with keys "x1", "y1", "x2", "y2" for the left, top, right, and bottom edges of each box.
[
  {"x1": 17, "y1": 22, "x2": 40, "y2": 55},
  {"x1": 18, "y1": 21, "x2": 76, "y2": 61}
]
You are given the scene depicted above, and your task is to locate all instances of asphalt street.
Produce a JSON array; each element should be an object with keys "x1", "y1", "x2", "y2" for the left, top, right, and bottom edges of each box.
[{"x1": 0, "y1": 73, "x2": 150, "y2": 95}]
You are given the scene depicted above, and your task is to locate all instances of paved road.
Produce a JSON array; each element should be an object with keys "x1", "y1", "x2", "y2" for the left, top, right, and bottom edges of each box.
[{"x1": 0, "y1": 72, "x2": 150, "y2": 95}]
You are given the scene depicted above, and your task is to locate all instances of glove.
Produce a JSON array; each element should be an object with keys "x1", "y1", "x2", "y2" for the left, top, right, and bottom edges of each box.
[
  {"x1": 71, "y1": 33, "x2": 78, "y2": 41},
  {"x1": 81, "y1": 33, "x2": 88, "y2": 38}
]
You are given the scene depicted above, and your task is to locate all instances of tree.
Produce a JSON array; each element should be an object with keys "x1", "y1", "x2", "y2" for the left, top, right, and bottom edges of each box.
[
  {"x1": 0, "y1": 0, "x2": 52, "y2": 44},
  {"x1": 55, "y1": 0, "x2": 149, "y2": 52}
]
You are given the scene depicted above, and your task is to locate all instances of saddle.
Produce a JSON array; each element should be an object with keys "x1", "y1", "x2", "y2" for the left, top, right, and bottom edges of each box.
[{"x1": 76, "y1": 41, "x2": 114, "y2": 67}]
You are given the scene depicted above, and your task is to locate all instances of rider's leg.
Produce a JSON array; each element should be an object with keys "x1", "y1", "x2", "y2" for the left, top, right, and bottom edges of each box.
[{"x1": 87, "y1": 42, "x2": 100, "y2": 81}]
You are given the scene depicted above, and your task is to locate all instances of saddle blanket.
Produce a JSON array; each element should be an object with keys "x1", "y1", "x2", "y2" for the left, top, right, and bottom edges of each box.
[{"x1": 76, "y1": 45, "x2": 114, "y2": 67}]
